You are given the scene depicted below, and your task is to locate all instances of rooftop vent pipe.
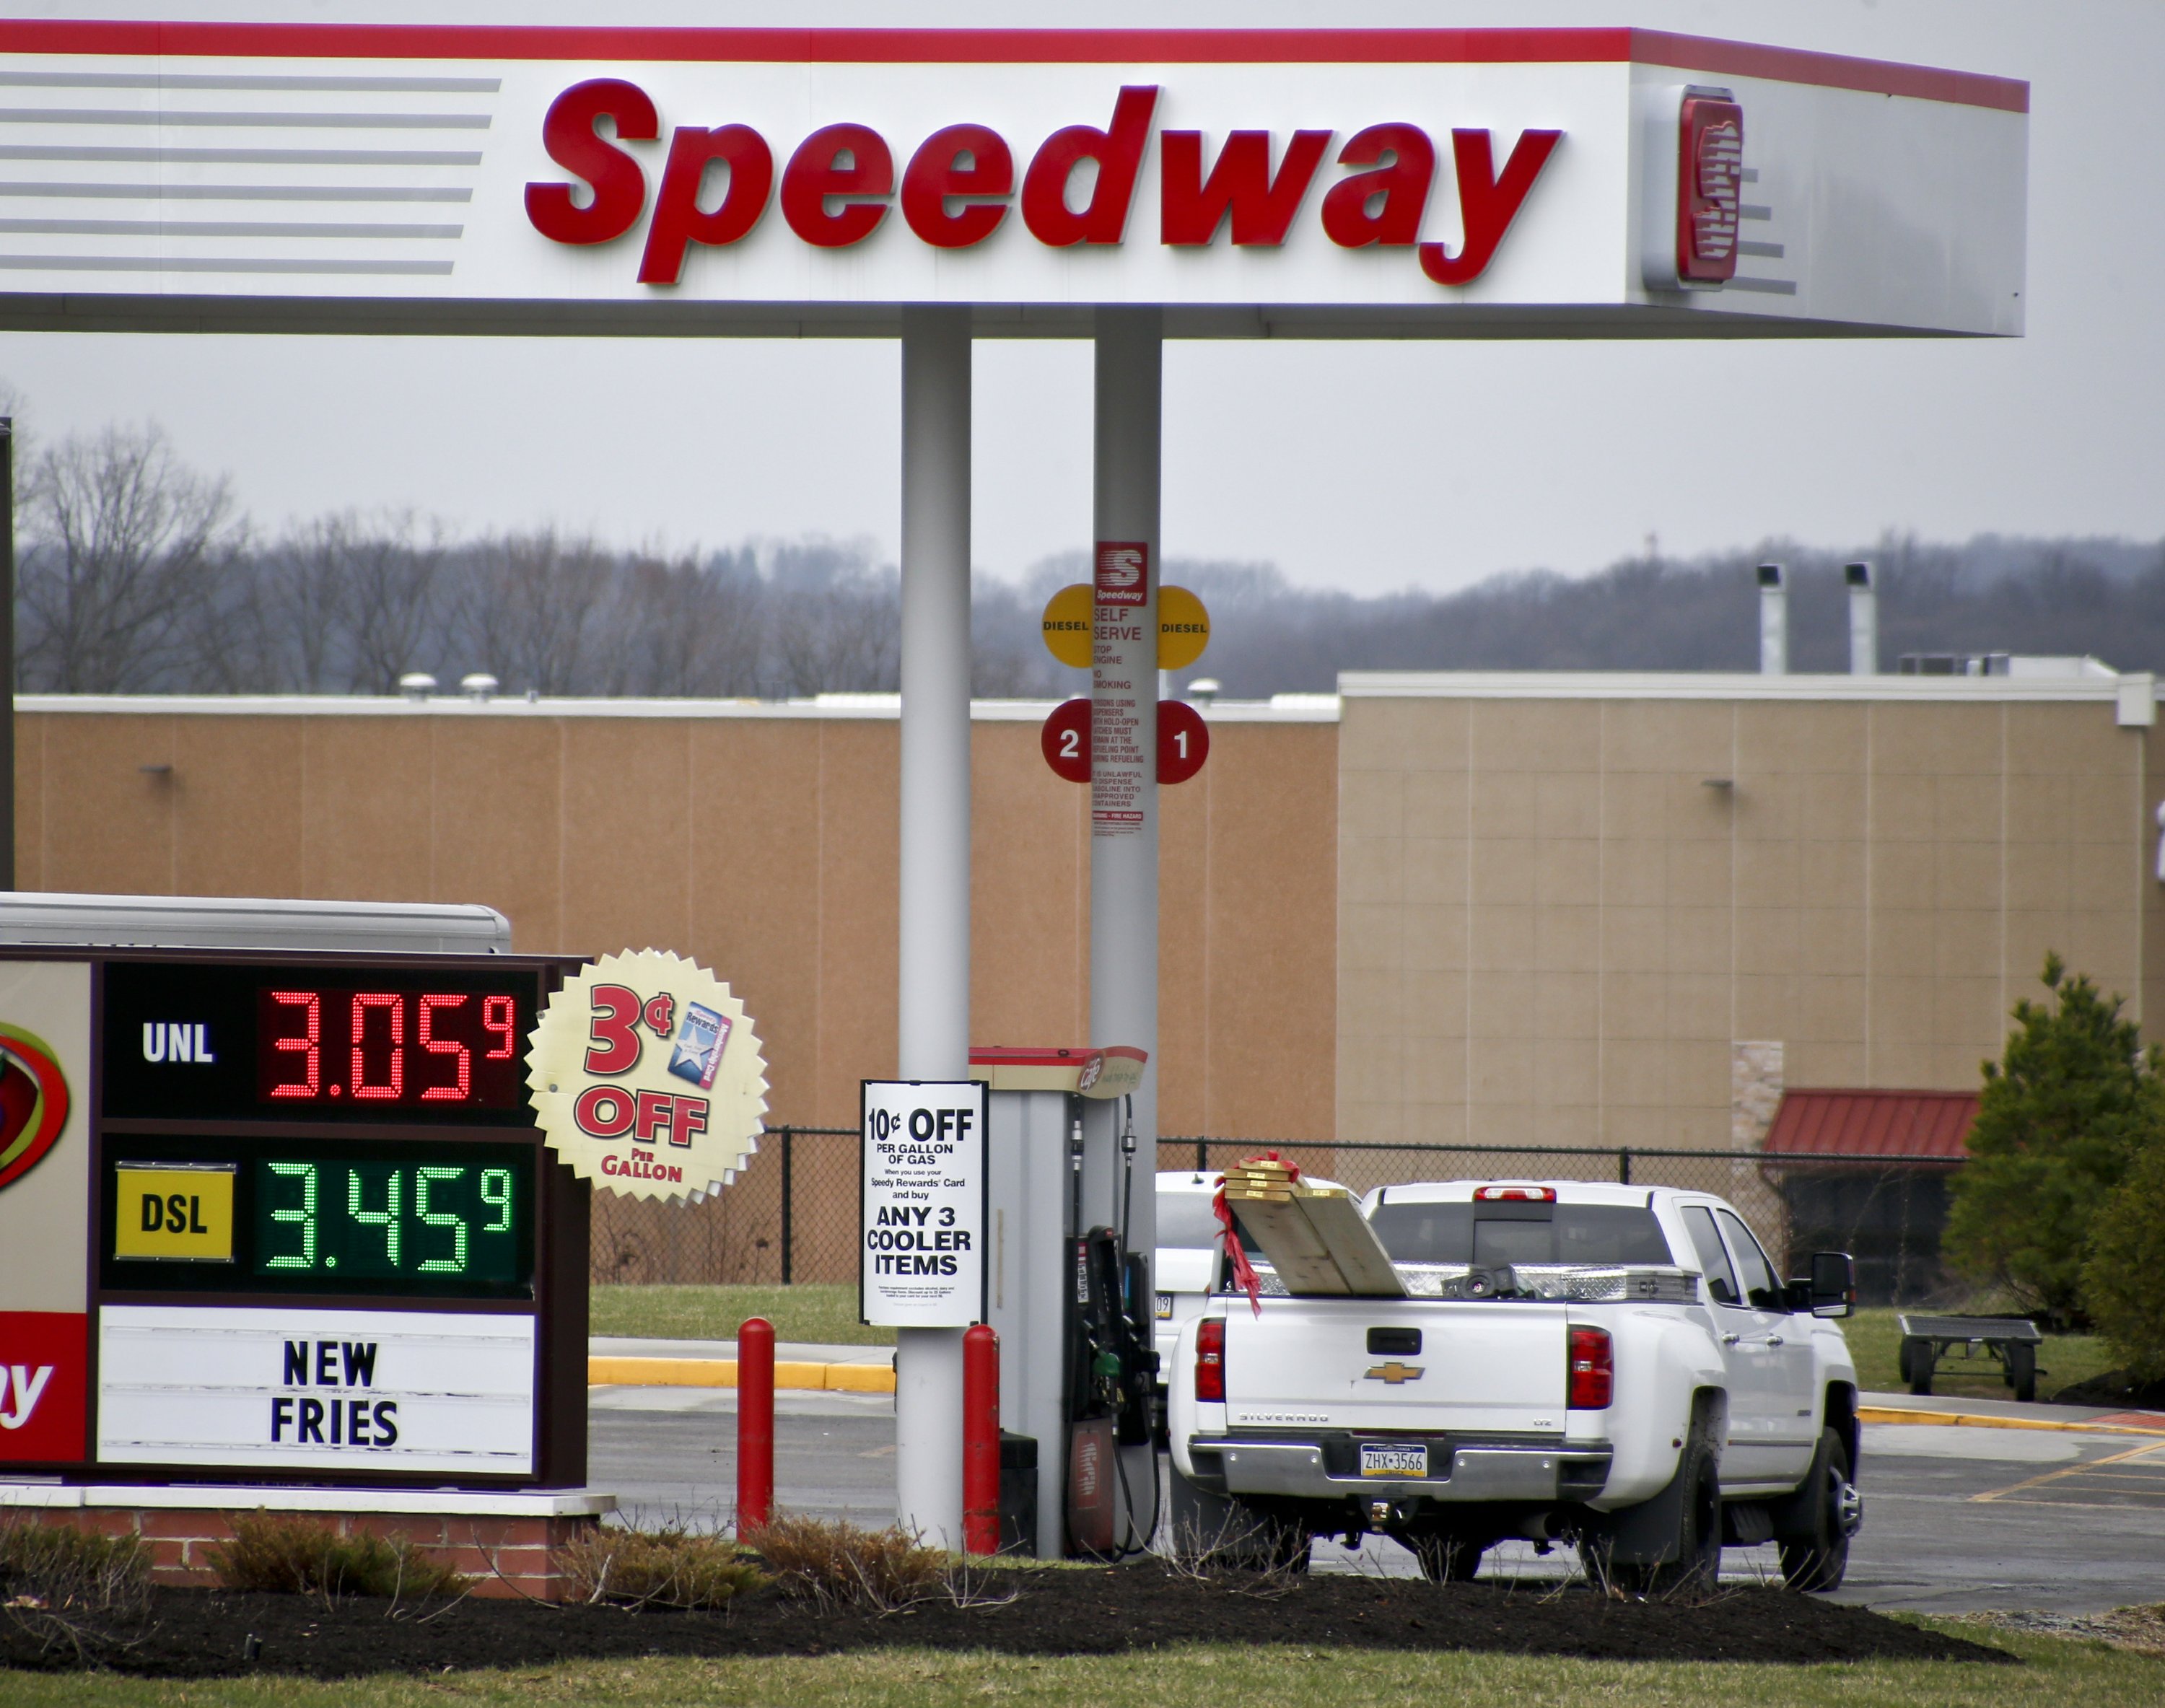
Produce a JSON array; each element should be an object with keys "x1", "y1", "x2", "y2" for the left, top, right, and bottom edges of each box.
[
  {"x1": 1845, "y1": 562, "x2": 1878, "y2": 675},
  {"x1": 460, "y1": 673, "x2": 499, "y2": 704},
  {"x1": 397, "y1": 672, "x2": 437, "y2": 702},
  {"x1": 1757, "y1": 564, "x2": 1787, "y2": 674}
]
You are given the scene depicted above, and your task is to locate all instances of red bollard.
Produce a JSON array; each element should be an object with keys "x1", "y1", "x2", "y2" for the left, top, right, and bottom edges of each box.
[
  {"x1": 737, "y1": 1316, "x2": 775, "y2": 1535},
  {"x1": 963, "y1": 1323, "x2": 1002, "y2": 1556}
]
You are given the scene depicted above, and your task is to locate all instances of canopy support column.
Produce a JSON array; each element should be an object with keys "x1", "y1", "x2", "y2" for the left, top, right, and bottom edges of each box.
[
  {"x1": 893, "y1": 305, "x2": 972, "y2": 1551},
  {"x1": 1091, "y1": 309, "x2": 1161, "y2": 1547}
]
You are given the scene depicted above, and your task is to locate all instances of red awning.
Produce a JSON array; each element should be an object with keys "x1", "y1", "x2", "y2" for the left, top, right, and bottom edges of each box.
[{"x1": 1762, "y1": 1089, "x2": 1977, "y2": 1160}]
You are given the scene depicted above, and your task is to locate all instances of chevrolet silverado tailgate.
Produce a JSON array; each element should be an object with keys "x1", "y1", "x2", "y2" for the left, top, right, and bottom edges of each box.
[{"x1": 1220, "y1": 1299, "x2": 1568, "y2": 1433}]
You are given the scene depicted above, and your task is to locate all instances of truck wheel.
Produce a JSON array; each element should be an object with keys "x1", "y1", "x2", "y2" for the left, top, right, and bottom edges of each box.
[
  {"x1": 1649, "y1": 1440, "x2": 1723, "y2": 1595},
  {"x1": 1409, "y1": 1529, "x2": 1492, "y2": 1584},
  {"x1": 1904, "y1": 1338, "x2": 1934, "y2": 1396},
  {"x1": 1580, "y1": 1438, "x2": 1722, "y2": 1596},
  {"x1": 2006, "y1": 1342, "x2": 2037, "y2": 1404},
  {"x1": 1777, "y1": 1427, "x2": 1860, "y2": 1593}
]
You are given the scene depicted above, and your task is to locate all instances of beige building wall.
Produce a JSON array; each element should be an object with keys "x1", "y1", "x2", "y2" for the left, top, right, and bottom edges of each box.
[
  {"x1": 14, "y1": 698, "x2": 1339, "y2": 1142},
  {"x1": 1337, "y1": 675, "x2": 2160, "y2": 1152}
]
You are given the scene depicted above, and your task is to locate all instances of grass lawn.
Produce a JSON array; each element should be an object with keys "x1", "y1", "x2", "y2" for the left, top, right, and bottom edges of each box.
[
  {"x1": 590, "y1": 1283, "x2": 893, "y2": 1347},
  {"x1": 1842, "y1": 1306, "x2": 2114, "y2": 1400},
  {"x1": 585, "y1": 1291, "x2": 2122, "y2": 1400},
  {"x1": 586, "y1": 1294, "x2": 2117, "y2": 1395},
  {"x1": 5, "y1": 1626, "x2": 2160, "y2": 1708}
]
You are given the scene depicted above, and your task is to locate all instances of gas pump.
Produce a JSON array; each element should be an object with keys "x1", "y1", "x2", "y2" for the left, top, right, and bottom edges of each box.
[{"x1": 976, "y1": 1045, "x2": 1152, "y2": 1559}]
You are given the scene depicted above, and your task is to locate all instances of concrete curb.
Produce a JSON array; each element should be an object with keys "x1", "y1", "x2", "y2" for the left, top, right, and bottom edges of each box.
[
  {"x1": 1860, "y1": 1403, "x2": 2165, "y2": 1438},
  {"x1": 587, "y1": 1356, "x2": 894, "y2": 1394}
]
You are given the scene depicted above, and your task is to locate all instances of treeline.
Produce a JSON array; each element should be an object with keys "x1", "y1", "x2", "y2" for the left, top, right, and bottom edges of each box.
[{"x1": 9, "y1": 417, "x2": 2165, "y2": 698}]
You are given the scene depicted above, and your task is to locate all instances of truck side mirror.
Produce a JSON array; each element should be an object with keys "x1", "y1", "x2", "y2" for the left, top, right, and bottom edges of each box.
[{"x1": 1796, "y1": 1251, "x2": 1855, "y2": 1318}]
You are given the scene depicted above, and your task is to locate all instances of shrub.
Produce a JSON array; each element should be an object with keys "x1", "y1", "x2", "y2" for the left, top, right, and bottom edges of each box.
[
  {"x1": 750, "y1": 1515, "x2": 942, "y2": 1611},
  {"x1": 206, "y1": 1512, "x2": 469, "y2": 1600},
  {"x1": 1943, "y1": 954, "x2": 2165, "y2": 1327},
  {"x1": 2083, "y1": 1138, "x2": 2165, "y2": 1380},
  {"x1": 0, "y1": 1520, "x2": 152, "y2": 1657},
  {"x1": 554, "y1": 1526, "x2": 766, "y2": 1610}
]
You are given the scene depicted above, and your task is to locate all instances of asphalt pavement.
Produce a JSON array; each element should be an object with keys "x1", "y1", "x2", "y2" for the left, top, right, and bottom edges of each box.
[{"x1": 587, "y1": 1383, "x2": 2165, "y2": 1613}]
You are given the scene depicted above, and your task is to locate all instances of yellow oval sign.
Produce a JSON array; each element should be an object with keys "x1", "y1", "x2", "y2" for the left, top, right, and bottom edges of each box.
[
  {"x1": 1040, "y1": 582, "x2": 1093, "y2": 669},
  {"x1": 1159, "y1": 584, "x2": 1211, "y2": 671}
]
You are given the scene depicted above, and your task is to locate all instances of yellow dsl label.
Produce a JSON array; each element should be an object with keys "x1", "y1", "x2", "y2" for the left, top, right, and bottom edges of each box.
[{"x1": 113, "y1": 1165, "x2": 235, "y2": 1261}]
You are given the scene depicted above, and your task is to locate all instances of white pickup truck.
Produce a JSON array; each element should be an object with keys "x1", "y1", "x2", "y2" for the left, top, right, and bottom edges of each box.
[{"x1": 1166, "y1": 1180, "x2": 1863, "y2": 1591}]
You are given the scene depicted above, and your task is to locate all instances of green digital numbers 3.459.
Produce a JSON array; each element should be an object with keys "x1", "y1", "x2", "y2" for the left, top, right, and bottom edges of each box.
[{"x1": 255, "y1": 1154, "x2": 525, "y2": 1290}]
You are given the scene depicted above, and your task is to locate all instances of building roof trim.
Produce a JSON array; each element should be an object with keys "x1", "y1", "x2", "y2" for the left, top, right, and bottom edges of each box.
[
  {"x1": 1340, "y1": 671, "x2": 2157, "y2": 717},
  {"x1": 13, "y1": 693, "x2": 1342, "y2": 724}
]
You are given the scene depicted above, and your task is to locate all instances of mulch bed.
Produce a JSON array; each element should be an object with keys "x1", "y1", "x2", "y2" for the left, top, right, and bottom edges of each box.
[{"x1": 4, "y1": 1568, "x2": 2012, "y2": 1678}]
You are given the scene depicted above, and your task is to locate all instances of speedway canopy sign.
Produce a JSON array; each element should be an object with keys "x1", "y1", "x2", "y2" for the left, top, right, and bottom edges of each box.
[{"x1": 0, "y1": 23, "x2": 2025, "y2": 336}]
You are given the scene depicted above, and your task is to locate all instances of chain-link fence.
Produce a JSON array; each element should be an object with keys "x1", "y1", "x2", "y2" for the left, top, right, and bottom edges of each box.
[
  {"x1": 590, "y1": 1128, "x2": 1964, "y2": 1306},
  {"x1": 590, "y1": 1128, "x2": 862, "y2": 1288}
]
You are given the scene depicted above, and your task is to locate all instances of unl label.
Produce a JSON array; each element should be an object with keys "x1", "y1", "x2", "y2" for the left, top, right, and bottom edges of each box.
[{"x1": 860, "y1": 1081, "x2": 987, "y2": 1328}]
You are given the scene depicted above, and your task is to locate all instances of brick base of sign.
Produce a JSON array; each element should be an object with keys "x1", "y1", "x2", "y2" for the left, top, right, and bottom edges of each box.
[{"x1": 0, "y1": 1486, "x2": 616, "y2": 1603}]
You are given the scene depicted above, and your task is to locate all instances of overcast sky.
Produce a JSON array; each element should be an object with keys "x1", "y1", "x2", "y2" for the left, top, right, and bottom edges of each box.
[{"x1": 1, "y1": 1, "x2": 2158, "y2": 595}]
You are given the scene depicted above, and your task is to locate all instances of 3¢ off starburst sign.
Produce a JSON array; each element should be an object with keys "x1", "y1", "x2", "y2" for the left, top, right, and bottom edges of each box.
[{"x1": 527, "y1": 951, "x2": 768, "y2": 1203}]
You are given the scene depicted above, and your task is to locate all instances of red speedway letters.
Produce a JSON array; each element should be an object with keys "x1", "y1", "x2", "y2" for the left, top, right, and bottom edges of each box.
[{"x1": 526, "y1": 80, "x2": 1562, "y2": 289}]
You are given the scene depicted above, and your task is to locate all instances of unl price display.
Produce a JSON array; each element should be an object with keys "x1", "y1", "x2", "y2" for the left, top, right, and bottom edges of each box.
[
  {"x1": 257, "y1": 986, "x2": 522, "y2": 1110},
  {"x1": 255, "y1": 1157, "x2": 525, "y2": 1288}
]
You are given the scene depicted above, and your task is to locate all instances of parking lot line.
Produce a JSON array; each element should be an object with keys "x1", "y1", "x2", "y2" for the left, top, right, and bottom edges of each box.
[{"x1": 1972, "y1": 1440, "x2": 2165, "y2": 1504}]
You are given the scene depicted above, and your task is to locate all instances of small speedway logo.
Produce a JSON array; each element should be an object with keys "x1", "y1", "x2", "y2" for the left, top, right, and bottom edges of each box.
[
  {"x1": 0, "y1": 1024, "x2": 70, "y2": 1193},
  {"x1": 527, "y1": 950, "x2": 769, "y2": 1203},
  {"x1": 1095, "y1": 542, "x2": 1149, "y2": 606},
  {"x1": 1693, "y1": 118, "x2": 1743, "y2": 263},
  {"x1": 1676, "y1": 92, "x2": 1744, "y2": 284}
]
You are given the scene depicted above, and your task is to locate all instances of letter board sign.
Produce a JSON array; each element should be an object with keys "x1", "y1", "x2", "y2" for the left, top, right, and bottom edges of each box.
[
  {"x1": 97, "y1": 1305, "x2": 535, "y2": 1475},
  {"x1": 860, "y1": 1080, "x2": 989, "y2": 1328}
]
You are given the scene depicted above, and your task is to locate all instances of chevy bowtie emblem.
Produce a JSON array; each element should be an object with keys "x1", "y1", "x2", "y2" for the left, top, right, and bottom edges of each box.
[{"x1": 1364, "y1": 1362, "x2": 1424, "y2": 1385}]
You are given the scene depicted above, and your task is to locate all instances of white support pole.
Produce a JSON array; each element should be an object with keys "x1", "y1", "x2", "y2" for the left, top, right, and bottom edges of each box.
[
  {"x1": 1092, "y1": 308, "x2": 1160, "y2": 1549},
  {"x1": 894, "y1": 305, "x2": 971, "y2": 1551}
]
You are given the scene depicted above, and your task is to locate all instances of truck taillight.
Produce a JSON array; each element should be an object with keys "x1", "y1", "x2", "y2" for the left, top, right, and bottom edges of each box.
[
  {"x1": 1196, "y1": 1316, "x2": 1227, "y2": 1403},
  {"x1": 1567, "y1": 1326, "x2": 1613, "y2": 1409}
]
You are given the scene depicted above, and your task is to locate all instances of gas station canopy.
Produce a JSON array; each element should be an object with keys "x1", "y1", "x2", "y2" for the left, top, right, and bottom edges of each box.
[{"x1": 0, "y1": 23, "x2": 2024, "y2": 338}]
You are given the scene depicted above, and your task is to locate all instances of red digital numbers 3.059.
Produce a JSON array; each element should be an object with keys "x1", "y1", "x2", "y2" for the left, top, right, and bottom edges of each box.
[{"x1": 259, "y1": 989, "x2": 522, "y2": 1109}]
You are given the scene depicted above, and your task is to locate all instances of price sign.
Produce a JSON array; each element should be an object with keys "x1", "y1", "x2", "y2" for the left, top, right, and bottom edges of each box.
[
  {"x1": 526, "y1": 950, "x2": 768, "y2": 1202},
  {"x1": 102, "y1": 962, "x2": 539, "y2": 1125},
  {"x1": 0, "y1": 945, "x2": 591, "y2": 1488},
  {"x1": 103, "y1": 1138, "x2": 536, "y2": 1300},
  {"x1": 860, "y1": 1080, "x2": 988, "y2": 1328}
]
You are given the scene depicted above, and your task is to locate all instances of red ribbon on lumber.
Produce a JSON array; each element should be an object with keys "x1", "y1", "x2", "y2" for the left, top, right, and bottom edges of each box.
[{"x1": 1212, "y1": 1151, "x2": 1301, "y2": 1318}]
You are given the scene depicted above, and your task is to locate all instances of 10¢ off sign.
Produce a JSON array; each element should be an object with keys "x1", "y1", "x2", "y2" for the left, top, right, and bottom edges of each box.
[
  {"x1": 860, "y1": 1080, "x2": 988, "y2": 1328},
  {"x1": 527, "y1": 951, "x2": 769, "y2": 1202}
]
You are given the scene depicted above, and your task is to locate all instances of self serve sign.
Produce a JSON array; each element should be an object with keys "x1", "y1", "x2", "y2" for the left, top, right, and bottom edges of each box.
[{"x1": 113, "y1": 1164, "x2": 235, "y2": 1261}]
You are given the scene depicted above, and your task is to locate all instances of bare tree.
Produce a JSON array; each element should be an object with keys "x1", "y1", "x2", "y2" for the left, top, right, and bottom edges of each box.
[
  {"x1": 766, "y1": 539, "x2": 898, "y2": 694},
  {"x1": 318, "y1": 511, "x2": 444, "y2": 693},
  {"x1": 594, "y1": 548, "x2": 766, "y2": 696},
  {"x1": 17, "y1": 422, "x2": 242, "y2": 692},
  {"x1": 450, "y1": 528, "x2": 613, "y2": 696}
]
